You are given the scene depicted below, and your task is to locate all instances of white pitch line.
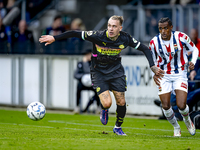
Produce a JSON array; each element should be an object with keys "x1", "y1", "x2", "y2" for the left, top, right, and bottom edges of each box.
[
  {"x1": 48, "y1": 120, "x2": 200, "y2": 134},
  {"x1": 0, "y1": 122, "x2": 54, "y2": 129},
  {"x1": 0, "y1": 122, "x2": 199, "y2": 139}
]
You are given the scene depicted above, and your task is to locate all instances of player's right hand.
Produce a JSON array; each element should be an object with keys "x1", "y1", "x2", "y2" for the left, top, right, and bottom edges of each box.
[
  {"x1": 150, "y1": 65, "x2": 165, "y2": 77},
  {"x1": 39, "y1": 35, "x2": 55, "y2": 46},
  {"x1": 153, "y1": 74, "x2": 162, "y2": 86}
]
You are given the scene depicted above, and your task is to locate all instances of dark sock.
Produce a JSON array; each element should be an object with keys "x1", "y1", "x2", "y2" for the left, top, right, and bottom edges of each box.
[
  {"x1": 115, "y1": 104, "x2": 126, "y2": 127},
  {"x1": 83, "y1": 98, "x2": 94, "y2": 112}
]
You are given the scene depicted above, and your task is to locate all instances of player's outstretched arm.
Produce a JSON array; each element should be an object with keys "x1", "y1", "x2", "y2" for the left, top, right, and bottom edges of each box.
[
  {"x1": 39, "y1": 35, "x2": 55, "y2": 46},
  {"x1": 39, "y1": 30, "x2": 82, "y2": 46}
]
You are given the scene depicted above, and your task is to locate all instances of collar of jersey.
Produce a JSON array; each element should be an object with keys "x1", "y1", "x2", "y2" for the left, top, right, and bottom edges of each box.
[{"x1": 106, "y1": 30, "x2": 120, "y2": 40}]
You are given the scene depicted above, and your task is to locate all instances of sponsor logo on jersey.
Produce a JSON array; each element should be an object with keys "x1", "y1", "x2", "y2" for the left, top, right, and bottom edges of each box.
[
  {"x1": 181, "y1": 82, "x2": 187, "y2": 89},
  {"x1": 95, "y1": 44, "x2": 122, "y2": 55}
]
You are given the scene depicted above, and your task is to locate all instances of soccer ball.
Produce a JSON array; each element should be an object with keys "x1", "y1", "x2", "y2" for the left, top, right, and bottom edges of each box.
[
  {"x1": 81, "y1": 74, "x2": 92, "y2": 87},
  {"x1": 27, "y1": 102, "x2": 46, "y2": 121}
]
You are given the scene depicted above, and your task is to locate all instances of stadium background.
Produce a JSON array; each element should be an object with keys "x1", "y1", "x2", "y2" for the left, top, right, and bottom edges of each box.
[{"x1": 0, "y1": 0, "x2": 200, "y2": 116}]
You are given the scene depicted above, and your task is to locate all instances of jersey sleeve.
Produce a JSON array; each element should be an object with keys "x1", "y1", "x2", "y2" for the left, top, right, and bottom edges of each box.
[
  {"x1": 149, "y1": 39, "x2": 158, "y2": 66},
  {"x1": 128, "y1": 35, "x2": 141, "y2": 49},
  {"x1": 181, "y1": 33, "x2": 199, "y2": 65},
  {"x1": 54, "y1": 30, "x2": 82, "y2": 41},
  {"x1": 81, "y1": 31, "x2": 99, "y2": 43}
]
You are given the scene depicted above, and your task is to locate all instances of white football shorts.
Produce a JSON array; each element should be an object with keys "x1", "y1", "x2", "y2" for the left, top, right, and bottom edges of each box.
[{"x1": 157, "y1": 71, "x2": 188, "y2": 95}]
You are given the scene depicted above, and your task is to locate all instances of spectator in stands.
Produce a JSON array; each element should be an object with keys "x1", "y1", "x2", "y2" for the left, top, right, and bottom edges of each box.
[
  {"x1": 170, "y1": 0, "x2": 195, "y2": 5},
  {"x1": 188, "y1": 29, "x2": 200, "y2": 81},
  {"x1": 145, "y1": 9, "x2": 158, "y2": 39},
  {"x1": 0, "y1": 16, "x2": 8, "y2": 53},
  {"x1": 66, "y1": 18, "x2": 86, "y2": 54},
  {"x1": 73, "y1": 49, "x2": 100, "y2": 114},
  {"x1": 42, "y1": 15, "x2": 66, "y2": 54},
  {"x1": 26, "y1": 0, "x2": 52, "y2": 19},
  {"x1": 44, "y1": 15, "x2": 66, "y2": 36},
  {"x1": 188, "y1": 29, "x2": 200, "y2": 58},
  {"x1": 0, "y1": 0, "x2": 6, "y2": 18},
  {"x1": 11, "y1": 19, "x2": 35, "y2": 54},
  {"x1": 6, "y1": 0, "x2": 15, "y2": 13}
]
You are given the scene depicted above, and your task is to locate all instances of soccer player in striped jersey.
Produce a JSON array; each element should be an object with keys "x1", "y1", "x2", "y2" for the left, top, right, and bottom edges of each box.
[
  {"x1": 150, "y1": 17, "x2": 199, "y2": 137},
  {"x1": 39, "y1": 15, "x2": 164, "y2": 135}
]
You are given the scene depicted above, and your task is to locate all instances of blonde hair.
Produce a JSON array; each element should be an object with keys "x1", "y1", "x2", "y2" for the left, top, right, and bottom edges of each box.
[
  {"x1": 109, "y1": 15, "x2": 124, "y2": 26},
  {"x1": 71, "y1": 18, "x2": 86, "y2": 31}
]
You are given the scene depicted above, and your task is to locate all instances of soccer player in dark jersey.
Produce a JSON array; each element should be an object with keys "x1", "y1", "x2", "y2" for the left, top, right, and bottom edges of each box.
[{"x1": 39, "y1": 15, "x2": 164, "y2": 135}]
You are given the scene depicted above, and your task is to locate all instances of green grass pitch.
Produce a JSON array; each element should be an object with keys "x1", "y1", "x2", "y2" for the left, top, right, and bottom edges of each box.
[{"x1": 0, "y1": 108, "x2": 200, "y2": 150}]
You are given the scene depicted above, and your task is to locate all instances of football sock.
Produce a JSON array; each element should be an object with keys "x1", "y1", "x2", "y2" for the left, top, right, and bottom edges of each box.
[
  {"x1": 162, "y1": 107, "x2": 180, "y2": 128},
  {"x1": 83, "y1": 98, "x2": 94, "y2": 112},
  {"x1": 179, "y1": 105, "x2": 189, "y2": 121},
  {"x1": 115, "y1": 104, "x2": 126, "y2": 127}
]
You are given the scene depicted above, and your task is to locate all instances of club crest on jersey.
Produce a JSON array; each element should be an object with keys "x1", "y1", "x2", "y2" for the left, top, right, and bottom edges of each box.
[
  {"x1": 87, "y1": 31, "x2": 93, "y2": 36},
  {"x1": 174, "y1": 44, "x2": 178, "y2": 50},
  {"x1": 119, "y1": 44, "x2": 124, "y2": 49}
]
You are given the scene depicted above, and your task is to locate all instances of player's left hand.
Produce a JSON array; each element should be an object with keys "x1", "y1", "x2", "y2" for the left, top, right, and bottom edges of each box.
[
  {"x1": 188, "y1": 62, "x2": 195, "y2": 70},
  {"x1": 150, "y1": 65, "x2": 165, "y2": 77},
  {"x1": 153, "y1": 74, "x2": 161, "y2": 86}
]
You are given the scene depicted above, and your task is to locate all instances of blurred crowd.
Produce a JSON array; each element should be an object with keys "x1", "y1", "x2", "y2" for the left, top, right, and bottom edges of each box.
[{"x1": 0, "y1": 0, "x2": 200, "y2": 55}]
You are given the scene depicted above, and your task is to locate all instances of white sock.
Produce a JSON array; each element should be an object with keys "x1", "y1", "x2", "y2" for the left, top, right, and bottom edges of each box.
[
  {"x1": 162, "y1": 107, "x2": 180, "y2": 128},
  {"x1": 179, "y1": 105, "x2": 189, "y2": 121},
  {"x1": 114, "y1": 125, "x2": 121, "y2": 128}
]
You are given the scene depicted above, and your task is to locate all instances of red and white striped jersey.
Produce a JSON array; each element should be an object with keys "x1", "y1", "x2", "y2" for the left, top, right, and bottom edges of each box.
[{"x1": 149, "y1": 31, "x2": 199, "y2": 74}]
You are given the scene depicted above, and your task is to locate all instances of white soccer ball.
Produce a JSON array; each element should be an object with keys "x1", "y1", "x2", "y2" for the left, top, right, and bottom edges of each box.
[
  {"x1": 27, "y1": 102, "x2": 46, "y2": 121},
  {"x1": 81, "y1": 74, "x2": 92, "y2": 87}
]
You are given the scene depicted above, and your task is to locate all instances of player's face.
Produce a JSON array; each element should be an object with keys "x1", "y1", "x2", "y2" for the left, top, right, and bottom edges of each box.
[
  {"x1": 107, "y1": 19, "x2": 122, "y2": 39},
  {"x1": 158, "y1": 22, "x2": 173, "y2": 41}
]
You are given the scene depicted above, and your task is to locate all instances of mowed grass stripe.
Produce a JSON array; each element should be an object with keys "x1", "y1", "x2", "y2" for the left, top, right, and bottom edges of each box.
[{"x1": 0, "y1": 109, "x2": 200, "y2": 150}]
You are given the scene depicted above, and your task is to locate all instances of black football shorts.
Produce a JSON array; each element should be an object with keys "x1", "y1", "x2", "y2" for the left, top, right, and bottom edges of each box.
[{"x1": 91, "y1": 74, "x2": 127, "y2": 95}]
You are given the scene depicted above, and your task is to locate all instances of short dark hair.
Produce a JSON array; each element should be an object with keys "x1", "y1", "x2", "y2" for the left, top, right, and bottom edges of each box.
[
  {"x1": 54, "y1": 15, "x2": 62, "y2": 21},
  {"x1": 158, "y1": 17, "x2": 172, "y2": 26}
]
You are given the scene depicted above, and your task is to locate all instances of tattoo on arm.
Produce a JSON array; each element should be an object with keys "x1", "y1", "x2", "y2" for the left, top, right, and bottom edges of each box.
[{"x1": 150, "y1": 66, "x2": 158, "y2": 74}]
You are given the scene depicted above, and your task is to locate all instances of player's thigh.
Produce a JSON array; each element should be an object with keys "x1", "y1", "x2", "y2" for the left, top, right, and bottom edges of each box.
[
  {"x1": 175, "y1": 90, "x2": 187, "y2": 110},
  {"x1": 112, "y1": 90, "x2": 125, "y2": 106},
  {"x1": 92, "y1": 78, "x2": 112, "y2": 108},
  {"x1": 99, "y1": 90, "x2": 112, "y2": 108},
  {"x1": 159, "y1": 92, "x2": 171, "y2": 110}
]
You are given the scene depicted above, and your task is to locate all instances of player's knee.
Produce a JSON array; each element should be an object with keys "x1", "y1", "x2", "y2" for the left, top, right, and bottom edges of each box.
[
  {"x1": 177, "y1": 104, "x2": 186, "y2": 110},
  {"x1": 162, "y1": 104, "x2": 171, "y2": 110},
  {"x1": 116, "y1": 100, "x2": 126, "y2": 106},
  {"x1": 102, "y1": 101, "x2": 112, "y2": 109}
]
